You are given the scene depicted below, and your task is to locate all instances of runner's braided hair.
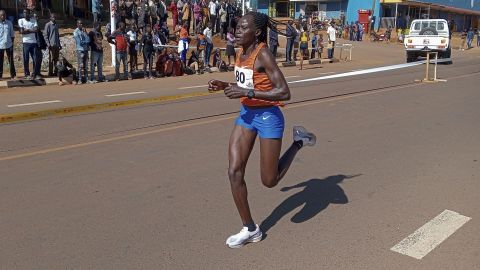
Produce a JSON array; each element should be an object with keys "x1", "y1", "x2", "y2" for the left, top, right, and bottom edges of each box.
[{"x1": 245, "y1": 12, "x2": 290, "y2": 44}]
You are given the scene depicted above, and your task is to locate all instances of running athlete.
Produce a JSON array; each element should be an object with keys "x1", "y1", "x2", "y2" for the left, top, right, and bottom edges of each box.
[{"x1": 208, "y1": 12, "x2": 317, "y2": 249}]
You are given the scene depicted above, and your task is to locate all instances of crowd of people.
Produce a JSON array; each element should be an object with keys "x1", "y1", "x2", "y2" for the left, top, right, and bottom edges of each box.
[{"x1": 2, "y1": 3, "x2": 480, "y2": 83}]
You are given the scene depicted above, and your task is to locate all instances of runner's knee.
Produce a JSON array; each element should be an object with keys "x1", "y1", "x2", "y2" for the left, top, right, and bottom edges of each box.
[{"x1": 261, "y1": 173, "x2": 278, "y2": 188}]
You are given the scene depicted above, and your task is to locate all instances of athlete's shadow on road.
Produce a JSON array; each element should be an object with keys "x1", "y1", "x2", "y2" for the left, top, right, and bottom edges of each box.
[{"x1": 260, "y1": 174, "x2": 361, "y2": 236}]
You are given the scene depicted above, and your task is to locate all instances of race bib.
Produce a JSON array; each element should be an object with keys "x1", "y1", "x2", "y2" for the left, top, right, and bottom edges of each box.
[{"x1": 234, "y1": 66, "x2": 254, "y2": 89}]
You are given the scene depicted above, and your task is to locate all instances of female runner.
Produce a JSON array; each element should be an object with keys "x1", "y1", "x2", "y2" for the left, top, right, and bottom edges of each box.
[{"x1": 208, "y1": 12, "x2": 316, "y2": 248}]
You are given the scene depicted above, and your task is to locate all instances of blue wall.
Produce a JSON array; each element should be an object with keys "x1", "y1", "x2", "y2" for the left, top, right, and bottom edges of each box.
[{"x1": 346, "y1": 0, "x2": 381, "y2": 28}]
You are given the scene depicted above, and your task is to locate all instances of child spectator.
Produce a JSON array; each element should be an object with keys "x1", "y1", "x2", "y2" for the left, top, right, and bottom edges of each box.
[
  {"x1": 108, "y1": 22, "x2": 131, "y2": 80},
  {"x1": 226, "y1": 28, "x2": 235, "y2": 66}
]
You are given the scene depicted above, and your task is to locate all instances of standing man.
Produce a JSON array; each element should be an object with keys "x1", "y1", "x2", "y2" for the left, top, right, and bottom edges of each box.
[
  {"x1": 18, "y1": 9, "x2": 39, "y2": 80},
  {"x1": 73, "y1": 19, "x2": 90, "y2": 84},
  {"x1": 0, "y1": 10, "x2": 16, "y2": 80},
  {"x1": 44, "y1": 13, "x2": 61, "y2": 77},
  {"x1": 269, "y1": 22, "x2": 278, "y2": 58},
  {"x1": 203, "y1": 22, "x2": 213, "y2": 68},
  {"x1": 208, "y1": 0, "x2": 217, "y2": 34},
  {"x1": 327, "y1": 21, "x2": 336, "y2": 59},
  {"x1": 285, "y1": 20, "x2": 296, "y2": 63},
  {"x1": 89, "y1": 22, "x2": 105, "y2": 82}
]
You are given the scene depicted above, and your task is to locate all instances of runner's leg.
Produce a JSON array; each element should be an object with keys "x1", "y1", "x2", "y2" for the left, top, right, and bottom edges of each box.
[{"x1": 228, "y1": 125, "x2": 257, "y2": 225}]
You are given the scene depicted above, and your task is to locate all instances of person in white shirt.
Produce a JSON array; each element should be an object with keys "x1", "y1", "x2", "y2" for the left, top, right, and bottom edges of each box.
[
  {"x1": 327, "y1": 21, "x2": 336, "y2": 59},
  {"x1": 0, "y1": 10, "x2": 16, "y2": 80},
  {"x1": 208, "y1": 0, "x2": 217, "y2": 34},
  {"x1": 203, "y1": 23, "x2": 213, "y2": 67},
  {"x1": 18, "y1": 9, "x2": 40, "y2": 79}
]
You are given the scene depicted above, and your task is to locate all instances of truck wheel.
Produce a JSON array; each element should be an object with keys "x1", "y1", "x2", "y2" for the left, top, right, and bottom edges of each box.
[
  {"x1": 443, "y1": 48, "x2": 452, "y2": 64},
  {"x1": 406, "y1": 52, "x2": 416, "y2": 63},
  {"x1": 419, "y1": 27, "x2": 438, "y2": 36}
]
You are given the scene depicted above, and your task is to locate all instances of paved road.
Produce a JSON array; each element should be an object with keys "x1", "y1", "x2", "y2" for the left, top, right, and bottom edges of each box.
[{"x1": 0, "y1": 47, "x2": 479, "y2": 269}]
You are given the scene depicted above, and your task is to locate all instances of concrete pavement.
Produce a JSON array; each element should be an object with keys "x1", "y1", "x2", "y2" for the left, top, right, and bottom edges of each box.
[{"x1": 0, "y1": 41, "x2": 479, "y2": 269}]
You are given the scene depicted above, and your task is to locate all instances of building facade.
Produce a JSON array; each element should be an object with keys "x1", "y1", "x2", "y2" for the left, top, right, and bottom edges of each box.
[{"x1": 252, "y1": 0, "x2": 480, "y2": 31}]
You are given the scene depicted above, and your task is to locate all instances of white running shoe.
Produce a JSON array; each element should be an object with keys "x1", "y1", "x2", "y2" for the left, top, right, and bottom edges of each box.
[
  {"x1": 293, "y1": 126, "x2": 316, "y2": 147},
  {"x1": 226, "y1": 225, "x2": 263, "y2": 248}
]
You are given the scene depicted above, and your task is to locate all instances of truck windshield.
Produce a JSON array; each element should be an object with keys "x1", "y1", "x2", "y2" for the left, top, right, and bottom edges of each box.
[{"x1": 412, "y1": 21, "x2": 446, "y2": 31}]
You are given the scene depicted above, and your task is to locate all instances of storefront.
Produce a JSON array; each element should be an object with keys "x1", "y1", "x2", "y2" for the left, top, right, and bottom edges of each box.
[{"x1": 379, "y1": 0, "x2": 480, "y2": 31}]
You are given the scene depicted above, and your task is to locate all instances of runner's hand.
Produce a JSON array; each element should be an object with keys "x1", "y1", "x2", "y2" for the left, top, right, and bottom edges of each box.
[
  {"x1": 224, "y1": 85, "x2": 248, "y2": 99},
  {"x1": 208, "y1": 79, "x2": 229, "y2": 92}
]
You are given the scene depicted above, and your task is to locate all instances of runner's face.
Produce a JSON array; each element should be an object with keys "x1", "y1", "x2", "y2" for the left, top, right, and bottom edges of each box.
[
  {"x1": 235, "y1": 16, "x2": 256, "y2": 46},
  {"x1": 0, "y1": 11, "x2": 5, "y2": 21}
]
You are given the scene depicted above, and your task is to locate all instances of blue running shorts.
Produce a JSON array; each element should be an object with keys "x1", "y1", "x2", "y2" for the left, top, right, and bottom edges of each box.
[{"x1": 235, "y1": 105, "x2": 285, "y2": 139}]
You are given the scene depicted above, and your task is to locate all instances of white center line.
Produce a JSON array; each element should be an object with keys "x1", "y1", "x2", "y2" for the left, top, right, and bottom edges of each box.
[
  {"x1": 284, "y1": 75, "x2": 302, "y2": 79},
  {"x1": 390, "y1": 209, "x2": 471, "y2": 260},
  {"x1": 7, "y1": 100, "x2": 62, "y2": 108},
  {"x1": 105, "y1": 91, "x2": 147, "y2": 97},
  {"x1": 178, "y1": 85, "x2": 209, "y2": 90}
]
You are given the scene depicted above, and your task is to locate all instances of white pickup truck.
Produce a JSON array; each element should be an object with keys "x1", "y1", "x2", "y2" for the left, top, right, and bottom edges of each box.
[{"x1": 404, "y1": 19, "x2": 451, "y2": 63}]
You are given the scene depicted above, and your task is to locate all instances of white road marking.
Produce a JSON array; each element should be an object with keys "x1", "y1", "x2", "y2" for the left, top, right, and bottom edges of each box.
[
  {"x1": 105, "y1": 91, "x2": 147, "y2": 97},
  {"x1": 390, "y1": 209, "x2": 471, "y2": 260},
  {"x1": 317, "y1": 72, "x2": 336, "y2": 75},
  {"x1": 285, "y1": 75, "x2": 301, "y2": 79},
  {"x1": 289, "y1": 62, "x2": 425, "y2": 84},
  {"x1": 178, "y1": 84, "x2": 209, "y2": 89},
  {"x1": 7, "y1": 100, "x2": 62, "y2": 108}
]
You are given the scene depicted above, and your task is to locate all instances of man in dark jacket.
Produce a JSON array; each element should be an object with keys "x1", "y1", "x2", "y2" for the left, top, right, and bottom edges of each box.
[
  {"x1": 285, "y1": 20, "x2": 296, "y2": 63},
  {"x1": 269, "y1": 23, "x2": 278, "y2": 58},
  {"x1": 44, "y1": 13, "x2": 61, "y2": 77}
]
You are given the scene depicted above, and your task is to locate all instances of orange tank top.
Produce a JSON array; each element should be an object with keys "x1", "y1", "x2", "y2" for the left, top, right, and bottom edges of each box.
[{"x1": 234, "y1": 43, "x2": 283, "y2": 107}]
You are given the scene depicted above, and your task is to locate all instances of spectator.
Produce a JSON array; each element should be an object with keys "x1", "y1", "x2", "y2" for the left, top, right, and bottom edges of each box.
[
  {"x1": 225, "y1": 27, "x2": 235, "y2": 66},
  {"x1": 209, "y1": 0, "x2": 217, "y2": 34},
  {"x1": 153, "y1": 25, "x2": 166, "y2": 57},
  {"x1": 92, "y1": 0, "x2": 103, "y2": 23},
  {"x1": 467, "y1": 28, "x2": 474, "y2": 49},
  {"x1": 187, "y1": 49, "x2": 202, "y2": 74},
  {"x1": 137, "y1": 1, "x2": 146, "y2": 33},
  {"x1": 203, "y1": 23, "x2": 213, "y2": 68},
  {"x1": 33, "y1": 12, "x2": 46, "y2": 79},
  {"x1": 88, "y1": 22, "x2": 105, "y2": 82},
  {"x1": 181, "y1": 0, "x2": 191, "y2": 34},
  {"x1": 196, "y1": 29, "x2": 207, "y2": 64},
  {"x1": 127, "y1": 24, "x2": 139, "y2": 72},
  {"x1": 318, "y1": 33, "x2": 324, "y2": 59},
  {"x1": 269, "y1": 22, "x2": 278, "y2": 57},
  {"x1": 212, "y1": 47, "x2": 224, "y2": 70},
  {"x1": 293, "y1": 23, "x2": 300, "y2": 61},
  {"x1": 169, "y1": 0, "x2": 179, "y2": 30},
  {"x1": 299, "y1": 30, "x2": 308, "y2": 70},
  {"x1": 73, "y1": 19, "x2": 90, "y2": 84},
  {"x1": 477, "y1": 28, "x2": 480, "y2": 47},
  {"x1": 56, "y1": 54, "x2": 77, "y2": 85},
  {"x1": 157, "y1": 0, "x2": 167, "y2": 25},
  {"x1": 141, "y1": 24, "x2": 155, "y2": 79},
  {"x1": 44, "y1": 13, "x2": 61, "y2": 77},
  {"x1": 177, "y1": 22, "x2": 189, "y2": 65},
  {"x1": 177, "y1": 0, "x2": 185, "y2": 24},
  {"x1": 219, "y1": 2, "x2": 227, "y2": 40},
  {"x1": 193, "y1": 1, "x2": 202, "y2": 33},
  {"x1": 125, "y1": 0, "x2": 137, "y2": 28},
  {"x1": 310, "y1": 30, "x2": 318, "y2": 59},
  {"x1": 0, "y1": 10, "x2": 16, "y2": 80},
  {"x1": 327, "y1": 21, "x2": 336, "y2": 59},
  {"x1": 285, "y1": 20, "x2": 296, "y2": 63},
  {"x1": 18, "y1": 9, "x2": 40, "y2": 80},
  {"x1": 460, "y1": 29, "x2": 467, "y2": 50},
  {"x1": 108, "y1": 22, "x2": 131, "y2": 80}
]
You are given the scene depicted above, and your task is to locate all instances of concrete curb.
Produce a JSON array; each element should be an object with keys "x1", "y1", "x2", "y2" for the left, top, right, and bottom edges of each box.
[{"x1": 0, "y1": 90, "x2": 217, "y2": 124}]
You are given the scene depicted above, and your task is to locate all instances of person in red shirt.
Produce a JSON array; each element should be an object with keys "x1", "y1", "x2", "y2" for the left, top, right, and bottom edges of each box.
[
  {"x1": 208, "y1": 12, "x2": 316, "y2": 248},
  {"x1": 108, "y1": 22, "x2": 132, "y2": 80}
]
